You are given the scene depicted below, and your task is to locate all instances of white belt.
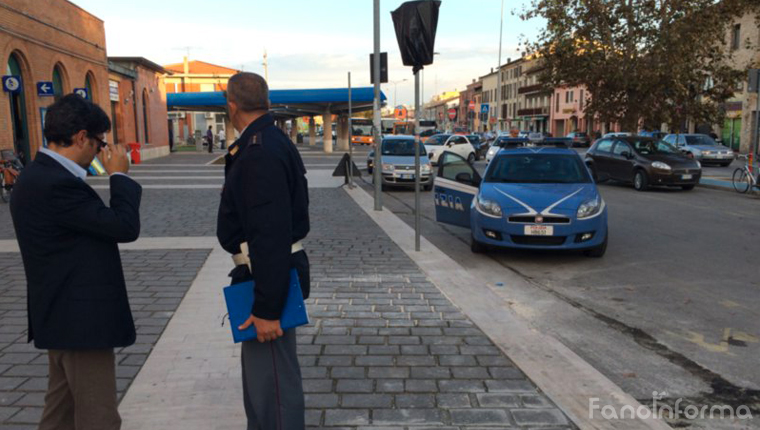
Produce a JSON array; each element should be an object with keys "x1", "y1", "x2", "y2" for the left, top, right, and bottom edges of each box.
[{"x1": 232, "y1": 241, "x2": 304, "y2": 269}]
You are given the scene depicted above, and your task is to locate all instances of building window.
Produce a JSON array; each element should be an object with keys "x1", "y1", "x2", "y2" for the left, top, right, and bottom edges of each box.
[
  {"x1": 7, "y1": 52, "x2": 30, "y2": 159},
  {"x1": 580, "y1": 90, "x2": 584, "y2": 110},
  {"x1": 142, "y1": 90, "x2": 150, "y2": 144},
  {"x1": 84, "y1": 72, "x2": 95, "y2": 102},
  {"x1": 731, "y1": 24, "x2": 741, "y2": 50},
  {"x1": 52, "y1": 64, "x2": 66, "y2": 101}
]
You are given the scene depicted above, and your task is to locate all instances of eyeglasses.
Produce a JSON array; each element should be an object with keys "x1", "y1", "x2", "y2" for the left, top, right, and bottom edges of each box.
[{"x1": 88, "y1": 135, "x2": 107, "y2": 149}]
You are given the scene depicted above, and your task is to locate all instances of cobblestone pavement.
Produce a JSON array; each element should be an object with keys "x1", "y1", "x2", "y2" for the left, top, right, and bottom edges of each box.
[
  {"x1": 300, "y1": 188, "x2": 573, "y2": 429},
  {"x1": 0, "y1": 249, "x2": 210, "y2": 429}
]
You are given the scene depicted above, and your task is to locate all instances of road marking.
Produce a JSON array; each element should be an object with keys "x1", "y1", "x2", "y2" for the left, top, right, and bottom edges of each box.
[{"x1": 345, "y1": 185, "x2": 672, "y2": 430}]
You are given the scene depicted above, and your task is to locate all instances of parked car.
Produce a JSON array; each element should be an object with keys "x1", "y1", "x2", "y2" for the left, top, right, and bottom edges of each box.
[
  {"x1": 602, "y1": 132, "x2": 632, "y2": 138},
  {"x1": 371, "y1": 135, "x2": 432, "y2": 191},
  {"x1": 424, "y1": 134, "x2": 477, "y2": 165},
  {"x1": 467, "y1": 134, "x2": 489, "y2": 161},
  {"x1": 661, "y1": 133, "x2": 734, "y2": 166},
  {"x1": 585, "y1": 136, "x2": 701, "y2": 191},
  {"x1": 485, "y1": 135, "x2": 525, "y2": 163},
  {"x1": 566, "y1": 132, "x2": 592, "y2": 147},
  {"x1": 638, "y1": 130, "x2": 666, "y2": 140},
  {"x1": 433, "y1": 141, "x2": 608, "y2": 257}
]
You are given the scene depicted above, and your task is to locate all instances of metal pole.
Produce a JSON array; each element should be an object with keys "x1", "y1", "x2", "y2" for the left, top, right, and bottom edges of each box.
[
  {"x1": 496, "y1": 0, "x2": 504, "y2": 132},
  {"x1": 373, "y1": 0, "x2": 382, "y2": 211},
  {"x1": 348, "y1": 71, "x2": 354, "y2": 188},
  {"x1": 414, "y1": 70, "x2": 421, "y2": 252},
  {"x1": 755, "y1": 70, "x2": 760, "y2": 156}
]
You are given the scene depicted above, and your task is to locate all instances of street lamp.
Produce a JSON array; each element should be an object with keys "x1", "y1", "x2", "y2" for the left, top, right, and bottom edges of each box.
[{"x1": 389, "y1": 79, "x2": 408, "y2": 110}]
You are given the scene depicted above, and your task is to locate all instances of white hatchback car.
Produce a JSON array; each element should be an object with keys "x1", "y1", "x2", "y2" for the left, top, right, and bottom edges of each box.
[{"x1": 424, "y1": 134, "x2": 476, "y2": 165}]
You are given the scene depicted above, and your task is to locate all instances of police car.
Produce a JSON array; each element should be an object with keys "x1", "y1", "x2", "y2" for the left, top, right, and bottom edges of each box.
[{"x1": 433, "y1": 139, "x2": 608, "y2": 257}]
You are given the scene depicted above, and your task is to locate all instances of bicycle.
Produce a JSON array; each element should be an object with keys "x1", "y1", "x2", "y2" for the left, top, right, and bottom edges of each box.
[
  {"x1": 0, "y1": 158, "x2": 21, "y2": 203},
  {"x1": 731, "y1": 154, "x2": 758, "y2": 194}
]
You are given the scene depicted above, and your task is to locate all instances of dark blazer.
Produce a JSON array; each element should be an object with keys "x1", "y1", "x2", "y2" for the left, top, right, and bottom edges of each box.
[{"x1": 10, "y1": 152, "x2": 142, "y2": 350}]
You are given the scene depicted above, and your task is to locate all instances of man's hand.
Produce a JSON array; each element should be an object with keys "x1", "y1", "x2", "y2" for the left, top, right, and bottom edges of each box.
[
  {"x1": 239, "y1": 315, "x2": 283, "y2": 343},
  {"x1": 102, "y1": 142, "x2": 130, "y2": 175}
]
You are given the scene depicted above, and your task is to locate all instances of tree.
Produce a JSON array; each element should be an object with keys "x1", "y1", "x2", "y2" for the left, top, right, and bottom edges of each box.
[{"x1": 521, "y1": 0, "x2": 758, "y2": 132}]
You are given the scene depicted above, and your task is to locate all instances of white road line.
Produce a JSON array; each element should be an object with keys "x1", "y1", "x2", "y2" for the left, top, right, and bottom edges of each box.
[{"x1": 345, "y1": 185, "x2": 673, "y2": 430}]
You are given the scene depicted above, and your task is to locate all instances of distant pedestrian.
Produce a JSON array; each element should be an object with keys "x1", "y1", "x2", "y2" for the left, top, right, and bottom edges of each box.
[
  {"x1": 217, "y1": 72, "x2": 310, "y2": 430},
  {"x1": 206, "y1": 125, "x2": 214, "y2": 153},
  {"x1": 218, "y1": 128, "x2": 227, "y2": 150},
  {"x1": 10, "y1": 94, "x2": 141, "y2": 430}
]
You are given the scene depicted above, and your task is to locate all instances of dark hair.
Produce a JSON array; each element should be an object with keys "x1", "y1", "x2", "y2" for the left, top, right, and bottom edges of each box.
[
  {"x1": 44, "y1": 93, "x2": 111, "y2": 147},
  {"x1": 226, "y1": 72, "x2": 270, "y2": 112}
]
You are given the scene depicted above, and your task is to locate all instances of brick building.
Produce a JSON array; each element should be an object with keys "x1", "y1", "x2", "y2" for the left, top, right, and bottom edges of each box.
[
  {"x1": 163, "y1": 58, "x2": 239, "y2": 145},
  {"x1": 1, "y1": 0, "x2": 110, "y2": 163},
  {"x1": 108, "y1": 57, "x2": 171, "y2": 160}
]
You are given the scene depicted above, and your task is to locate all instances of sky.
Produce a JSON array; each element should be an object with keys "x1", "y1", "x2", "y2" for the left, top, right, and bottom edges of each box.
[{"x1": 71, "y1": 0, "x2": 543, "y2": 107}]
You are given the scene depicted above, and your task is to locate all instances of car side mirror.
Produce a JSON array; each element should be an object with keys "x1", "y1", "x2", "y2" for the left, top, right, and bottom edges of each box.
[{"x1": 455, "y1": 172, "x2": 473, "y2": 184}]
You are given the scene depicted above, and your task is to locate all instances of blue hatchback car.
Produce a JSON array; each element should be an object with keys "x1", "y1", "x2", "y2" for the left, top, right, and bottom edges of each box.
[{"x1": 433, "y1": 140, "x2": 608, "y2": 257}]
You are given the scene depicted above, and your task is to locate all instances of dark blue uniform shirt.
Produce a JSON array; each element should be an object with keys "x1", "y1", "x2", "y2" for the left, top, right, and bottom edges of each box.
[{"x1": 217, "y1": 113, "x2": 310, "y2": 320}]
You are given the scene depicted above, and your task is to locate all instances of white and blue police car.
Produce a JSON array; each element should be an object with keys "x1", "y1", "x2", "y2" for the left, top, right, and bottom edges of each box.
[{"x1": 433, "y1": 139, "x2": 608, "y2": 257}]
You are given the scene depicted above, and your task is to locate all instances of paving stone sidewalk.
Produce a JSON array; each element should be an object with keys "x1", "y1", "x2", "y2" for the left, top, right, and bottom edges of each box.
[
  {"x1": 0, "y1": 249, "x2": 210, "y2": 429},
  {"x1": 300, "y1": 188, "x2": 573, "y2": 429}
]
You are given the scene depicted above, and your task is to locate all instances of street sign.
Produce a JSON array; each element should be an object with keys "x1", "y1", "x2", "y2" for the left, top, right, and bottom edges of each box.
[
  {"x1": 448, "y1": 108, "x2": 456, "y2": 120},
  {"x1": 468, "y1": 101, "x2": 475, "y2": 111},
  {"x1": 37, "y1": 81, "x2": 54, "y2": 97},
  {"x1": 109, "y1": 80, "x2": 120, "y2": 101},
  {"x1": 480, "y1": 104, "x2": 489, "y2": 115},
  {"x1": 73, "y1": 88, "x2": 88, "y2": 99},
  {"x1": 749, "y1": 69, "x2": 759, "y2": 93},
  {"x1": 2, "y1": 75, "x2": 21, "y2": 93},
  {"x1": 369, "y1": 52, "x2": 388, "y2": 84},
  {"x1": 395, "y1": 105, "x2": 407, "y2": 120}
]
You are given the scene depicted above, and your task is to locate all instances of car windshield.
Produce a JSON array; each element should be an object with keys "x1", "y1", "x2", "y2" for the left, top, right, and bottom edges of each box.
[
  {"x1": 425, "y1": 135, "x2": 449, "y2": 145},
  {"x1": 486, "y1": 154, "x2": 592, "y2": 184},
  {"x1": 632, "y1": 140, "x2": 679, "y2": 155},
  {"x1": 382, "y1": 139, "x2": 422, "y2": 156},
  {"x1": 684, "y1": 135, "x2": 718, "y2": 146}
]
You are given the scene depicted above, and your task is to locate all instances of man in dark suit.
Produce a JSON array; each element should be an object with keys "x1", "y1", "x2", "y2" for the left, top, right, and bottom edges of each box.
[
  {"x1": 217, "y1": 72, "x2": 310, "y2": 430},
  {"x1": 10, "y1": 94, "x2": 141, "y2": 430}
]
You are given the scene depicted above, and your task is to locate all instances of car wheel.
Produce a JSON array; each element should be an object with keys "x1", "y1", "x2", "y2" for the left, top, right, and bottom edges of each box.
[
  {"x1": 423, "y1": 184, "x2": 432, "y2": 191},
  {"x1": 467, "y1": 153, "x2": 476, "y2": 164},
  {"x1": 633, "y1": 170, "x2": 649, "y2": 191},
  {"x1": 583, "y1": 230, "x2": 608, "y2": 258},
  {"x1": 681, "y1": 184, "x2": 695, "y2": 190},
  {"x1": 471, "y1": 234, "x2": 487, "y2": 253}
]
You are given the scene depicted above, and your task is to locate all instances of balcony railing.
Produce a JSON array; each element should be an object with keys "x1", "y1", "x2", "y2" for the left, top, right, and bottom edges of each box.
[
  {"x1": 517, "y1": 84, "x2": 550, "y2": 95},
  {"x1": 517, "y1": 107, "x2": 549, "y2": 117}
]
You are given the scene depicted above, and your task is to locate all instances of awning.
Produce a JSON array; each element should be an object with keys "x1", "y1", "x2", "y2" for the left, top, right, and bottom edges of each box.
[{"x1": 167, "y1": 87, "x2": 387, "y2": 118}]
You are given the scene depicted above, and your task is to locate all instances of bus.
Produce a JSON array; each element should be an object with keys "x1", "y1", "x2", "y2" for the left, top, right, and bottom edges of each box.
[{"x1": 351, "y1": 118, "x2": 374, "y2": 145}]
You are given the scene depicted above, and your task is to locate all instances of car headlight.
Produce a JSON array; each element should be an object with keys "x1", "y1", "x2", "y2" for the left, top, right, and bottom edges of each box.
[
  {"x1": 577, "y1": 196, "x2": 603, "y2": 219},
  {"x1": 421, "y1": 164, "x2": 431, "y2": 173},
  {"x1": 475, "y1": 195, "x2": 502, "y2": 218},
  {"x1": 381, "y1": 163, "x2": 395, "y2": 172},
  {"x1": 651, "y1": 161, "x2": 671, "y2": 171}
]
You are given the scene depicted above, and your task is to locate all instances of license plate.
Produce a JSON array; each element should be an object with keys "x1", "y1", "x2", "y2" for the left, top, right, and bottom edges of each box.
[
  {"x1": 525, "y1": 225, "x2": 553, "y2": 236},
  {"x1": 682, "y1": 174, "x2": 692, "y2": 180},
  {"x1": 400, "y1": 174, "x2": 413, "y2": 179}
]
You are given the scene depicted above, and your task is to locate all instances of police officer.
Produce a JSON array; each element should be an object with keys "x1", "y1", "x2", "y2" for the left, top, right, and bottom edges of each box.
[{"x1": 217, "y1": 72, "x2": 309, "y2": 430}]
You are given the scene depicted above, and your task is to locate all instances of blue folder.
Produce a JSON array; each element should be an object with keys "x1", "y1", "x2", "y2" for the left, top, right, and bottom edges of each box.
[{"x1": 223, "y1": 268, "x2": 309, "y2": 343}]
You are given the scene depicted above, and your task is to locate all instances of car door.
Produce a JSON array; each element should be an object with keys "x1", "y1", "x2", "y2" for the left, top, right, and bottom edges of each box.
[
  {"x1": 609, "y1": 140, "x2": 635, "y2": 181},
  {"x1": 433, "y1": 152, "x2": 481, "y2": 228},
  {"x1": 588, "y1": 138, "x2": 614, "y2": 177},
  {"x1": 448, "y1": 135, "x2": 469, "y2": 159}
]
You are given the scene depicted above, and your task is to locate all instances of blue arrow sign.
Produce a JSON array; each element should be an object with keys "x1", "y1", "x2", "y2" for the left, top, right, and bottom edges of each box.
[
  {"x1": 37, "y1": 81, "x2": 54, "y2": 97},
  {"x1": 3, "y1": 76, "x2": 21, "y2": 93},
  {"x1": 73, "y1": 88, "x2": 89, "y2": 99},
  {"x1": 480, "y1": 104, "x2": 489, "y2": 114}
]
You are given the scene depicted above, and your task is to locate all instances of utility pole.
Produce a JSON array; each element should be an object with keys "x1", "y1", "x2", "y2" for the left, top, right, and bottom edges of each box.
[
  {"x1": 373, "y1": 0, "x2": 383, "y2": 211},
  {"x1": 262, "y1": 50, "x2": 269, "y2": 82},
  {"x1": 495, "y1": 0, "x2": 504, "y2": 132}
]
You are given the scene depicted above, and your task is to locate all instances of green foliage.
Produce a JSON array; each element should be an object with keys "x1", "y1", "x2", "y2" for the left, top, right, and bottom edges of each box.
[{"x1": 521, "y1": 0, "x2": 758, "y2": 131}]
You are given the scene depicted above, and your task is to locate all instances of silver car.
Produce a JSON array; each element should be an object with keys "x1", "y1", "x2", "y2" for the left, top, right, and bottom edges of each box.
[{"x1": 662, "y1": 133, "x2": 734, "y2": 166}]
